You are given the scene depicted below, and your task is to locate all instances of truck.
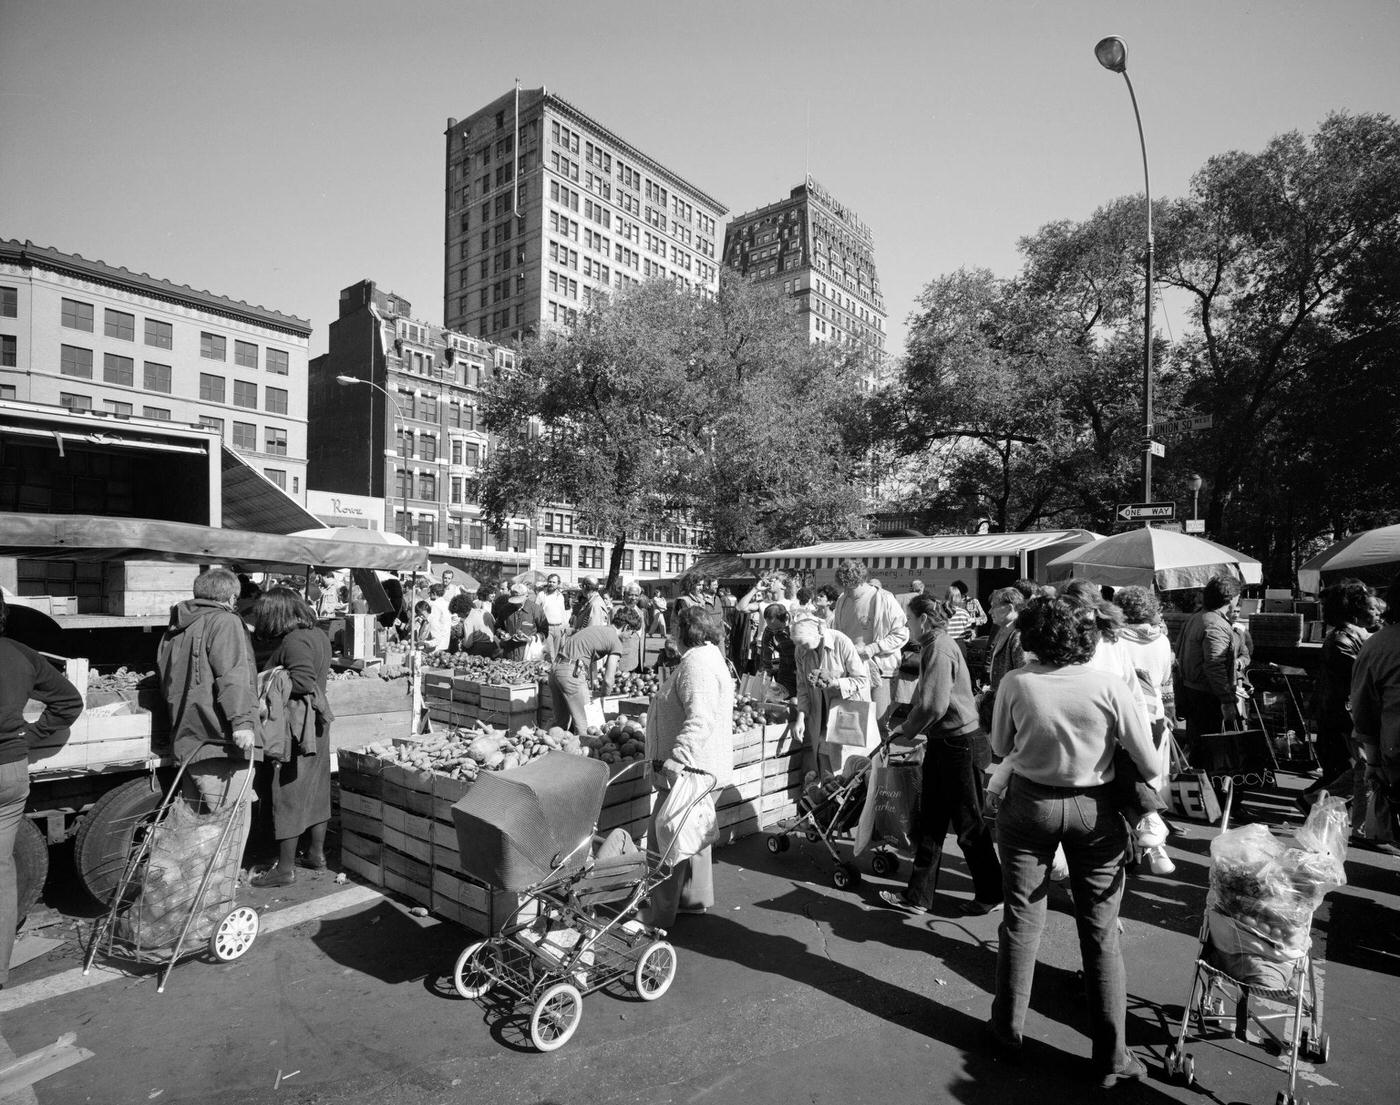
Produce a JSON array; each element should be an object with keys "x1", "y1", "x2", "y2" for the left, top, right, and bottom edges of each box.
[{"x1": 1, "y1": 400, "x2": 426, "y2": 919}]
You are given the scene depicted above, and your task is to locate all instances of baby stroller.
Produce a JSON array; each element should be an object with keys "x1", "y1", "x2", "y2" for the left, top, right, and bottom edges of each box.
[
  {"x1": 763, "y1": 737, "x2": 912, "y2": 890},
  {"x1": 1163, "y1": 783, "x2": 1346, "y2": 1105},
  {"x1": 84, "y1": 742, "x2": 259, "y2": 992},
  {"x1": 448, "y1": 752, "x2": 715, "y2": 1052}
]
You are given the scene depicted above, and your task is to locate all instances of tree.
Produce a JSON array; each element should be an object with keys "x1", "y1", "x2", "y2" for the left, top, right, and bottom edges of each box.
[{"x1": 475, "y1": 277, "x2": 870, "y2": 588}]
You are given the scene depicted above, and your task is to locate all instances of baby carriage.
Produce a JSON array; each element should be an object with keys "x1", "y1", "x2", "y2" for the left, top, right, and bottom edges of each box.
[
  {"x1": 1163, "y1": 783, "x2": 1347, "y2": 1105},
  {"x1": 763, "y1": 737, "x2": 913, "y2": 889},
  {"x1": 448, "y1": 751, "x2": 715, "y2": 1052},
  {"x1": 83, "y1": 742, "x2": 259, "y2": 992}
]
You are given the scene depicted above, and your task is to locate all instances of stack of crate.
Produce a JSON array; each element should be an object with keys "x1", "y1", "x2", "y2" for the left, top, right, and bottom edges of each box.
[
  {"x1": 421, "y1": 671, "x2": 542, "y2": 731},
  {"x1": 336, "y1": 747, "x2": 523, "y2": 934}
]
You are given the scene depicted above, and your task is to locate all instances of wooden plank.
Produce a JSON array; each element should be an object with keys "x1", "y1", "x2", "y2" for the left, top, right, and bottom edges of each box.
[
  {"x1": 340, "y1": 829, "x2": 382, "y2": 864},
  {"x1": 382, "y1": 824, "x2": 433, "y2": 865},
  {"x1": 336, "y1": 789, "x2": 382, "y2": 820},
  {"x1": 339, "y1": 808, "x2": 380, "y2": 840},
  {"x1": 340, "y1": 849, "x2": 383, "y2": 887},
  {"x1": 382, "y1": 868, "x2": 432, "y2": 909},
  {"x1": 0, "y1": 1032, "x2": 94, "y2": 1098},
  {"x1": 382, "y1": 844, "x2": 432, "y2": 887}
]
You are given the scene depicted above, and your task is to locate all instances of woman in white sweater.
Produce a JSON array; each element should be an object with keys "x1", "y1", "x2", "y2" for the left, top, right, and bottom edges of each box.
[{"x1": 645, "y1": 605, "x2": 734, "y2": 926}]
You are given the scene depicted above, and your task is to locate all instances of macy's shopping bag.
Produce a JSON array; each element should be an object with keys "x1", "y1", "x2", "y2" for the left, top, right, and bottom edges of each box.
[{"x1": 825, "y1": 696, "x2": 878, "y2": 747}]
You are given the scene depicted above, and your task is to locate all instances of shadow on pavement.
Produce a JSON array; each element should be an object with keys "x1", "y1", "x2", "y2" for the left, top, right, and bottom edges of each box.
[
  {"x1": 311, "y1": 898, "x2": 463, "y2": 985},
  {"x1": 678, "y1": 886, "x2": 1189, "y2": 1104}
]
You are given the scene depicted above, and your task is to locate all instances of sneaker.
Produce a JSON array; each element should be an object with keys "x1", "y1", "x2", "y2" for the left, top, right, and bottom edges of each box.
[
  {"x1": 1146, "y1": 845, "x2": 1176, "y2": 876},
  {"x1": 1098, "y1": 1053, "x2": 1147, "y2": 1090},
  {"x1": 877, "y1": 890, "x2": 928, "y2": 914},
  {"x1": 1134, "y1": 812, "x2": 1169, "y2": 849}
]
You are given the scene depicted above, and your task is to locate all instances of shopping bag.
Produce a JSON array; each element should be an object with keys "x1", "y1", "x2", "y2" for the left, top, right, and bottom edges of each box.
[
  {"x1": 583, "y1": 698, "x2": 606, "y2": 730},
  {"x1": 1168, "y1": 768, "x2": 1225, "y2": 824},
  {"x1": 652, "y1": 771, "x2": 718, "y2": 864},
  {"x1": 825, "y1": 696, "x2": 877, "y2": 747},
  {"x1": 522, "y1": 636, "x2": 545, "y2": 662},
  {"x1": 1363, "y1": 781, "x2": 1397, "y2": 844}
]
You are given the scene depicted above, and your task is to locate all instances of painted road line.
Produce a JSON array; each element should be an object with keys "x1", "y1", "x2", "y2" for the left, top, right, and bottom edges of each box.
[{"x1": 0, "y1": 884, "x2": 383, "y2": 1015}]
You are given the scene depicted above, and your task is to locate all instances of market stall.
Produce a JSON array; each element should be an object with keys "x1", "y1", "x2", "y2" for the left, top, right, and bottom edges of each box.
[
  {"x1": 1297, "y1": 522, "x2": 1400, "y2": 594},
  {"x1": 1044, "y1": 526, "x2": 1263, "y2": 589}
]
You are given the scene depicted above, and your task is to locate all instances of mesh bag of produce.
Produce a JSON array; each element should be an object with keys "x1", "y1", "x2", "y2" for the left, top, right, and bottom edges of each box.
[
  {"x1": 1204, "y1": 795, "x2": 1348, "y2": 988},
  {"x1": 112, "y1": 800, "x2": 242, "y2": 953},
  {"x1": 451, "y1": 751, "x2": 610, "y2": 891}
]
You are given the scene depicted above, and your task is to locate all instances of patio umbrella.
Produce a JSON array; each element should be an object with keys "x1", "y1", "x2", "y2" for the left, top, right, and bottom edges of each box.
[
  {"x1": 1297, "y1": 524, "x2": 1400, "y2": 593},
  {"x1": 1045, "y1": 526, "x2": 1262, "y2": 591},
  {"x1": 511, "y1": 568, "x2": 549, "y2": 587}
]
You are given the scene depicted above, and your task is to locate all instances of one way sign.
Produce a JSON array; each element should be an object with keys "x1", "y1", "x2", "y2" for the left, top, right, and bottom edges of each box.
[{"x1": 1117, "y1": 502, "x2": 1176, "y2": 521}]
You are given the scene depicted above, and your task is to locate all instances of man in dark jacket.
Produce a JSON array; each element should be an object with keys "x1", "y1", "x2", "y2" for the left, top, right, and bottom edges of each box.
[
  {"x1": 1176, "y1": 575, "x2": 1243, "y2": 748},
  {"x1": 157, "y1": 568, "x2": 259, "y2": 857},
  {"x1": 0, "y1": 592, "x2": 83, "y2": 984}
]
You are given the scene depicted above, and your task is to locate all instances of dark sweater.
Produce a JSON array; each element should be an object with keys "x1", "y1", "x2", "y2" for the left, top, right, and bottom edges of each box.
[
  {"x1": 899, "y1": 629, "x2": 981, "y2": 740},
  {"x1": 0, "y1": 638, "x2": 85, "y2": 765}
]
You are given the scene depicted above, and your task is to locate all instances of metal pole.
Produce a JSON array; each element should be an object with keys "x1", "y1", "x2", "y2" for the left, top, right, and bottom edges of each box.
[{"x1": 1120, "y1": 69, "x2": 1154, "y2": 504}]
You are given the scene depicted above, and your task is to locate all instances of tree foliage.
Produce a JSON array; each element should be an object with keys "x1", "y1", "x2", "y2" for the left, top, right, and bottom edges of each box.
[{"x1": 476, "y1": 276, "x2": 870, "y2": 585}]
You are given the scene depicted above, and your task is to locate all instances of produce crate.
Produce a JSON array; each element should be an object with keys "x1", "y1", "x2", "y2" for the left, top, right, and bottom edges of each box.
[
  {"x1": 1249, "y1": 612, "x2": 1304, "y2": 649},
  {"x1": 617, "y1": 697, "x2": 650, "y2": 718},
  {"x1": 479, "y1": 682, "x2": 538, "y2": 712},
  {"x1": 337, "y1": 748, "x2": 384, "y2": 799}
]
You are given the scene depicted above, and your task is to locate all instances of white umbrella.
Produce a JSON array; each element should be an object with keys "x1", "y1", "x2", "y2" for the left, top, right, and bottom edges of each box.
[{"x1": 1045, "y1": 526, "x2": 1262, "y2": 591}]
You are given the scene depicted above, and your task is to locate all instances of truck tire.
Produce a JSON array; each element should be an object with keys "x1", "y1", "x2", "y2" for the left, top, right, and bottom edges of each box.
[
  {"x1": 73, "y1": 775, "x2": 162, "y2": 908},
  {"x1": 15, "y1": 817, "x2": 49, "y2": 924}
]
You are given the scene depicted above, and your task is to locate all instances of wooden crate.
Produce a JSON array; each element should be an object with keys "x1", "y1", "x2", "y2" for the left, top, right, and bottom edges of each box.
[
  {"x1": 337, "y1": 749, "x2": 383, "y2": 799},
  {"x1": 1250, "y1": 612, "x2": 1304, "y2": 648},
  {"x1": 480, "y1": 682, "x2": 538, "y2": 711}
]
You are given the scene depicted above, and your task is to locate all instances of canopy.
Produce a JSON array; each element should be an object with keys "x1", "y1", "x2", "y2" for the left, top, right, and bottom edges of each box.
[
  {"x1": 743, "y1": 530, "x2": 1098, "y2": 575},
  {"x1": 1297, "y1": 524, "x2": 1400, "y2": 594},
  {"x1": 1045, "y1": 527, "x2": 1262, "y2": 591},
  {"x1": 0, "y1": 513, "x2": 430, "y2": 572}
]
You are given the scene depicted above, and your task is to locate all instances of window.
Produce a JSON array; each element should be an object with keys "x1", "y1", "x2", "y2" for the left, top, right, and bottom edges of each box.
[
  {"x1": 264, "y1": 468, "x2": 287, "y2": 490},
  {"x1": 200, "y1": 332, "x2": 226, "y2": 360},
  {"x1": 143, "y1": 406, "x2": 171, "y2": 420},
  {"x1": 0, "y1": 335, "x2": 14, "y2": 367},
  {"x1": 450, "y1": 476, "x2": 462, "y2": 503},
  {"x1": 102, "y1": 353, "x2": 134, "y2": 386},
  {"x1": 463, "y1": 442, "x2": 480, "y2": 467},
  {"x1": 61, "y1": 299, "x2": 94, "y2": 331},
  {"x1": 234, "y1": 340, "x2": 257, "y2": 368},
  {"x1": 421, "y1": 435, "x2": 437, "y2": 462},
  {"x1": 233, "y1": 380, "x2": 257, "y2": 408},
  {"x1": 265, "y1": 427, "x2": 288, "y2": 455},
  {"x1": 640, "y1": 551, "x2": 660, "y2": 573},
  {"x1": 139, "y1": 317, "x2": 172, "y2": 349},
  {"x1": 0, "y1": 287, "x2": 16, "y2": 317},
  {"x1": 104, "y1": 309, "x2": 135, "y2": 341},
  {"x1": 232, "y1": 421, "x2": 257, "y2": 450},
  {"x1": 419, "y1": 473, "x2": 436, "y2": 499},
  {"x1": 59, "y1": 392, "x2": 91, "y2": 411},
  {"x1": 667, "y1": 553, "x2": 687, "y2": 573},
  {"x1": 199, "y1": 415, "x2": 224, "y2": 436},
  {"x1": 199, "y1": 372, "x2": 225, "y2": 402},
  {"x1": 620, "y1": 549, "x2": 634, "y2": 572},
  {"x1": 417, "y1": 517, "x2": 435, "y2": 546},
  {"x1": 513, "y1": 525, "x2": 528, "y2": 553},
  {"x1": 0, "y1": 384, "x2": 14, "y2": 401},
  {"x1": 103, "y1": 399, "x2": 133, "y2": 417},
  {"x1": 265, "y1": 386, "x2": 288, "y2": 414},
  {"x1": 579, "y1": 545, "x2": 604, "y2": 570},
  {"x1": 60, "y1": 345, "x2": 93, "y2": 378},
  {"x1": 143, "y1": 361, "x2": 171, "y2": 392},
  {"x1": 469, "y1": 522, "x2": 484, "y2": 550},
  {"x1": 545, "y1": 543, "x2": 572, "y2": 568}
]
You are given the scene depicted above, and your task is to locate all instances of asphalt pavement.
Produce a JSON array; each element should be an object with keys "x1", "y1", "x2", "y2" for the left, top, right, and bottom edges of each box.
[{"x1": 1, "y1": 774, "x2": 1396, "y2": 1105}]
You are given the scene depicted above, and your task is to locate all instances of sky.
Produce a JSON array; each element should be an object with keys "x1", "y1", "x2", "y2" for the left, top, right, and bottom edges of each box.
[{"x1": 3, "y1": 0, "x2": 1398, "y2": 359}]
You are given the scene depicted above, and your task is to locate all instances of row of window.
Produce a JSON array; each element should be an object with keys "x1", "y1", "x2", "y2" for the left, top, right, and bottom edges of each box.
[
  {"x1": 54, "y1": 296, "x2": 290, "y2": 373},
  {"x1": 542, "y1": 544, "x2": 690, "y2": 574},
  {"x1": 395, "y1": 513, "x2": 530, "y2": 554},
  {"x1": 53, "y1": 344, "x2": 289, "y2": 412}
]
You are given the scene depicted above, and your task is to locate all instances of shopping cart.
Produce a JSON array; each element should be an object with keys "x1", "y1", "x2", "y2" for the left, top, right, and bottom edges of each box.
[
  {"x1": 1162, "y1": 782, "x2": 1341, "y2": 1105},
  {"x1": 448, "y1": 752, "x2": 715, "y2": 1052},
  {"x1": 763, "y1": 737, "x2": 912, "y2": 889},
  {"x1": 83, "y1": 742, "x2": 259, "y2": 992}
]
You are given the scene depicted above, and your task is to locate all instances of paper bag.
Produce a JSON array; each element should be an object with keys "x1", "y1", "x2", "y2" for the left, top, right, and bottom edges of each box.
[{"x1": 825, "y1": 696, "x2": 878, "y2": 747}]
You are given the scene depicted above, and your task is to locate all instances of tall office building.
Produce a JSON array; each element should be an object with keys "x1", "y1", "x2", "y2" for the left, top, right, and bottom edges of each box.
[
  {"x1": 0, "y1": 238, "x2": 313, "y2": 500},
  {"x1": 443, "y1": 87, "x2": 727, "y2": 343},
  {"x1": 722, "y1": 177, "x2": 888, "y2": 375}
]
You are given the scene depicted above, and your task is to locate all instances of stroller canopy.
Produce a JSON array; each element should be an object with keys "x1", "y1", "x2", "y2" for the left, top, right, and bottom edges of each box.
[{"x1": 451, "y1": 753, "x2": 611, "y2": 891}]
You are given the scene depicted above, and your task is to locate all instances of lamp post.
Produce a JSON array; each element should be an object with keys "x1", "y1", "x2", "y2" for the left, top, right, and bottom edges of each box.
[
  {"x1": 1095, "y1": 34, "x2": 1155, "y2": 504},
  {"x1": 335, "y1": 374, "x2": 409, "y2": 541},
  {"x1": 1187, "y1": 472, "x2": 1202, "y2": 524}
]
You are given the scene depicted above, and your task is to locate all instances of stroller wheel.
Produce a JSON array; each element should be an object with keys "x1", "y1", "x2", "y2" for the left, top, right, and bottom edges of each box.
[
  {"x1": 208, "y1": 906, "x2": 259, "y2": 962},
  {"x1": 832, "y1": 863, "x2": 860, "y2": 890},
  {"x1": 765, "y1": 835, "x2": 784, "y2": 855},
  {"x1": 634, "y1": 940, "x2": 677, "y2": 1001},
  {"x1": 530, "y1": 982, "x2": 583, "y2": 1052},
  {"x1": 453, "y1": 940, "x2": 497, "y2": 1000},
  {"x1": 1181, "y1": 1053, "x2": 1195, "y2": 1087},
  {"x1": 870, "y1": 852, "x2": 898, "y2": 878},
  {"x1": 805, "y1": 829, "x2": 821, "y2": 844}
]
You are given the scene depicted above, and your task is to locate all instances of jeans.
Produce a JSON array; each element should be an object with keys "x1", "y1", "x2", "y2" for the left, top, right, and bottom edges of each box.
[
  {"x1": 1178, "y1": 685, "x2": 1226, "y2": 751},
  {"x1": 906, "y1": 732, "x2": 1002, "y2": 907},
  {"x1": 548, "y1": 664, "x2": 592, "y2": 734},
  {"x1": 991, "y1": 774, "x2": 1130, "y2": 1073},
  {"x1": 0, "y1": 759, "x2": 30, "y2": 985}
]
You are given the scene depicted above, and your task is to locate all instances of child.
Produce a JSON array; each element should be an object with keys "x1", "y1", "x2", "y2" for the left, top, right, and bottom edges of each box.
[{"x1": 759, "y1": 603, "x2": 797, "y2": 698}]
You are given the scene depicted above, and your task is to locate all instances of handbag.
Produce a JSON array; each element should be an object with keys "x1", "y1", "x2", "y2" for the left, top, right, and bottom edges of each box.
[
  {"x1": 652, "y1": 770, "x2": 718, "y2": 864},
  {"x1": 825, "y1": 695, "x2": 878, "y2": 747}
]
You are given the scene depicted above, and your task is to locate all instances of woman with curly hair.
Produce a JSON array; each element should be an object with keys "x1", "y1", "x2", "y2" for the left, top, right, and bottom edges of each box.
[{"x1": 986, "y1": 596, "x2": 1160, "y2": 1089}]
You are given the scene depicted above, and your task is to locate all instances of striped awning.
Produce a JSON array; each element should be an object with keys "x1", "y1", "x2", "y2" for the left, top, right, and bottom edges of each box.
[{"x1": 742, "y1": 531, "x2": 1099, "y2": 573}]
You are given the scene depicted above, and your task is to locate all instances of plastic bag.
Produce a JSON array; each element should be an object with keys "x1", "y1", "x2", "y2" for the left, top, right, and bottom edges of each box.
[
  {"x1": 652, "y1": 771, "x2": 717, "y2": 865},
  {"x1": 852, "y1": 747, "x2": 919, "y2": 855}
]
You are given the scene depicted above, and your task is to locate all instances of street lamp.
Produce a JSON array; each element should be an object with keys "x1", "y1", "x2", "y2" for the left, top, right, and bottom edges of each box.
[
  {"x1": 335, "y1": 374, "x2": 409, "y2": 541},
  {"x1": 1095, "y1": 34, "x2": 1156, "y2": 504},
  {"x1": 1187, "y1": 472, "x2": 1203, "y2": 523}
]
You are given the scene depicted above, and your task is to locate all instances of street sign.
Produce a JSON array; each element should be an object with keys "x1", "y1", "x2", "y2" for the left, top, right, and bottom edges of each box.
[
  {"x1": 1148, "y1": 440, "x2": 1165, "y2": 458},
  {"x1": 1117, "y1": 502, "x2": 1176, "y2": 521},
  {"x1": 1185, "y1": 518, "x2": 1205, "y2": 534},
  {"x1": 1151, "y1": 414, "x2": 1215, "y2": 436}
]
